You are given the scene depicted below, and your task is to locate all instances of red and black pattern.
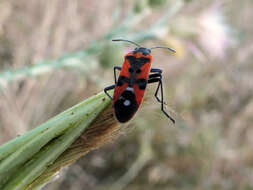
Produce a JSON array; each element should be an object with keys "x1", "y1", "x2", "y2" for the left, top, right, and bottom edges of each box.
[{"x1": 104, "y1": 39, "x2": 175, "y2": 123}]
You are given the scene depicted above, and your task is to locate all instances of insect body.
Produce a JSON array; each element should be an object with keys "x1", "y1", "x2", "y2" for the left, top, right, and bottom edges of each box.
[{"x1": 104, "y1": 39, "x2": 175, "y2": 123}]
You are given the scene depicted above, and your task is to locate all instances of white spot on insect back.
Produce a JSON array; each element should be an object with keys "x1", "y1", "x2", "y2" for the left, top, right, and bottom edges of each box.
[
  {"x1": 124, "y1": 100, "x2": 131, "y2": 106},
  {"x1": 126, "y1": 87, "x2": 134, "y2": 92}
]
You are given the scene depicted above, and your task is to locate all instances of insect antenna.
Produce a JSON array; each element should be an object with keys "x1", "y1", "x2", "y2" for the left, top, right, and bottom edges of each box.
[
  {"x1": 150, "y1": 46, "x2": 176, "y2": 53},
  {"x1": 112, "y1": 39, "x2": 141, "y2": 48}
]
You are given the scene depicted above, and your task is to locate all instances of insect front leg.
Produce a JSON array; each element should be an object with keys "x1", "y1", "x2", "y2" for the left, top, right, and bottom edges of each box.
[
  {"x1": 148, "y1": 76, "x2": 175, "y2": 124},
  {"x1": 104, "y1": 66, "x2": 122, "y2": 100},
  {"x1": 114, "y1": 66, "x2": 122, "y2": 84}
]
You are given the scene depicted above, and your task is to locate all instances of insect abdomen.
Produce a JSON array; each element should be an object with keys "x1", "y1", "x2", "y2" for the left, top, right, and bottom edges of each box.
[{"x1": 114, "y1": 88, "x2": 138, "y2": 123}]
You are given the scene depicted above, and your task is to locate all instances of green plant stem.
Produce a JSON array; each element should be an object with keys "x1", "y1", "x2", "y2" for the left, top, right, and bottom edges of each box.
[{"x1": 0, "y1": 91, "x2": 112, "y2": 189}]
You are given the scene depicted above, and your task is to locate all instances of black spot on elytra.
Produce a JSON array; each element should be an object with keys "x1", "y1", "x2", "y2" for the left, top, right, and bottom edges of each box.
[
  {"x1": 136, "y1": 69, "x2": 141, "y2": 74},
  {"x1": 117, "y1": 76, "x2": 126, "y2": 86},
  {"x1": 114, "y1": 90, "x2": 138, "y2": 123},
  {"x1": 137, "y1": 78, "x2": 147, "y2": 90},
  {"x1": 128, "y1": 68, "x2": 134, "y2": 73}
]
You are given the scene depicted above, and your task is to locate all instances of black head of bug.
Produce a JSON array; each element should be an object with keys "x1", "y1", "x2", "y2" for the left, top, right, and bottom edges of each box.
[{"x1": 133, "y1": 47, "x2": 151, "y2": 56}]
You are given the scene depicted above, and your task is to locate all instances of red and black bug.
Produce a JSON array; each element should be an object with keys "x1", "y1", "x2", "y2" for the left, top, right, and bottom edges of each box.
[{"x1": 104, "y1": 39, "x2": 176, "y2": 123}]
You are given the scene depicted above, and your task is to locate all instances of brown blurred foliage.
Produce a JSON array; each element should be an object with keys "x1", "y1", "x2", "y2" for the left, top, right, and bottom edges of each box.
[{"x1": 0, "y1": 0, "x2": 253, "y2": 189}]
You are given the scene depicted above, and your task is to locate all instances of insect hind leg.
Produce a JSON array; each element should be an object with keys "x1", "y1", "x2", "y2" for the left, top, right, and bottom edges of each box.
[{"x1": 148, "y1": 77, "x2": 175, "y2": 124}]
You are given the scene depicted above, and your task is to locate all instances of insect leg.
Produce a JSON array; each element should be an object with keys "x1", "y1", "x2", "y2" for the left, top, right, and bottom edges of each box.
[
  {"x1": 148, "y1": 77, "x2": 175, "y2": 124},
  {"x1": 104, "y1": 85, "x2": 115, "y2": 100},
  {"x1": 148, "y1": 73, "x2": 163, "y2": 103},
  {"x1": 104, "y1": 66, "x2": 121, "y2": 100},
  {"x1": 149, "y1": 73, "x2": 162, "y2": 79},
  {"x1": 150, "y1": 68, "x2": 162, "y2": 73},
  {"x1": 149, "y1": 68, "x2": 163, "y2": 102},
  {"x1": 114, "y1": 66, "x2": 122, "y2": 84}
]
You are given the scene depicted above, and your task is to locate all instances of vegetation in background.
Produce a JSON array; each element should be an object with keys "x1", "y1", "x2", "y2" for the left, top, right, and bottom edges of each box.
[{"x1": 0, "y1": 0, "x2": 252, "y2": 189}]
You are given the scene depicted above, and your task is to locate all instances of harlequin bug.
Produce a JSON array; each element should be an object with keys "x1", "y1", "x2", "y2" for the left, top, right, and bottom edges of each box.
[{"x1": 104, "y1": 39, "x2": 176, "y2": 123}]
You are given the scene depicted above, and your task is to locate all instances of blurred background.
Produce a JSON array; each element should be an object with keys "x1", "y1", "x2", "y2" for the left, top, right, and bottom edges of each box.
[{"x1": 0, "y1": 0, "x2": 252, "y2": 189}]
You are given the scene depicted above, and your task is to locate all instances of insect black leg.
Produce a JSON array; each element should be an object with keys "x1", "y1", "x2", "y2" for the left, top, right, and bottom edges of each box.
[
  {"x1": 149, "y1": 68, "x2": 163, "y2": 103},
  {"x1": 148, "y1": 77, "x2": 175, "y2": 124},
  {"x1": 104, "y1": 66, "x2": 121, "y2": 100},
  {"x1": 114, "y1": 66, "x2": 122, "y2": 84},
  {"x1": 150, "y1": 68, "x2": 162, "y2": 74},
  {"x1": 148, "y1": 73, "x2": 163, "y2": 103},
  {"x1": 104, "y1": 85, "x2": 115, "y2": 100},
  {"x1": 149, "y1": 73, "x2": 162, "y2": 79}
]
